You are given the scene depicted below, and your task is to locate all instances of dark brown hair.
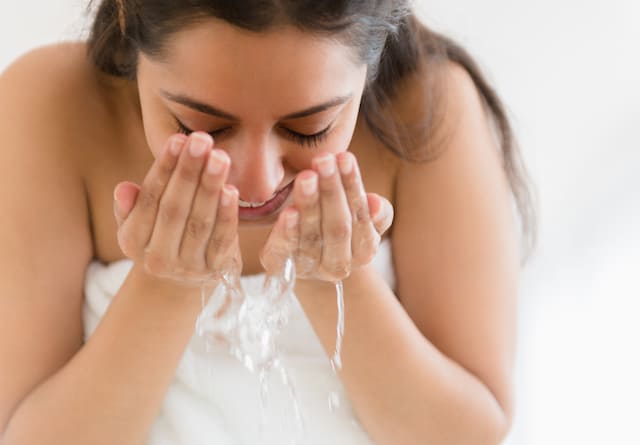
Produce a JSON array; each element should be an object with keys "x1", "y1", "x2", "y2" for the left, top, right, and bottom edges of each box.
[{"x1": 86, "y1": 0, "x2": 537, "y2": 262}]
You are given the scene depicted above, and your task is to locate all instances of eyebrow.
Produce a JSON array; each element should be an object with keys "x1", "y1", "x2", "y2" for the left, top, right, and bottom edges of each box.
[{"x1": 160, "y1": 90, "x2": 353, "y2": 121}]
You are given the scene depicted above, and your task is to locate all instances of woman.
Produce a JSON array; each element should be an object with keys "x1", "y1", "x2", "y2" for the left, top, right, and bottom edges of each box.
[{"x1": 0, "y1": 1, "x2": 536, "y2": 444}]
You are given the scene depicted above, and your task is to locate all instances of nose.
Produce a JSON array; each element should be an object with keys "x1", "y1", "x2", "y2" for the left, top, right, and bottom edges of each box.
[{"x1": 226, "y1": 134, "x2": 285, "y2": 204}]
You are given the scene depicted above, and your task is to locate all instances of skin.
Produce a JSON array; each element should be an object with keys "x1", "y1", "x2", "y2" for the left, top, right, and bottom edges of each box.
[
  {"x1": 114, "y1": 20, "x2": 392, "y2": 284},
  {"x1": 0, "y1": 16, "x2": 519, "y2": 445}
]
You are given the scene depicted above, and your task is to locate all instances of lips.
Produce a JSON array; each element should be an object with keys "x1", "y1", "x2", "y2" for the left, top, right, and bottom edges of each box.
[{"x1": 237, "y1": 180, "x2": 295, "y2": 221}]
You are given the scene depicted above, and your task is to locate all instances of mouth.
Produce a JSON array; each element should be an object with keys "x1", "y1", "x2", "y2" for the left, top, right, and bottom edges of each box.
[{"x1": 237, "y1": 180, "x2": 295, "y2": 221}]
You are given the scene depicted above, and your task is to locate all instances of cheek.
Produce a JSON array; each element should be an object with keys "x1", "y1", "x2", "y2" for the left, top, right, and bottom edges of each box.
[
  {"x1": 285, "y1": 94, "x2": 361, "y2": 169},
  {"x1": 323, "y1": 107, "x2": 361, "y2": 155}
]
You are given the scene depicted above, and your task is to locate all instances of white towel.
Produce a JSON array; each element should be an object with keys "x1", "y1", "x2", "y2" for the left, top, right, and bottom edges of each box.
[{"x1": 83, "y1": 239, "x2": 395, "y2": 445}]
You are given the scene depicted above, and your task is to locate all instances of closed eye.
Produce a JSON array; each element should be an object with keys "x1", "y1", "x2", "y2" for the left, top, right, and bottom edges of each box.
[
  {"x1": 174, "y1": 119, "x2": 231, "y2": 139},
  {"x1": 173, "y1": 117, "x2": 333, "y2": 149},
  {"x1": 279, "y1": 125, "x2": 332, "y2": 148}
]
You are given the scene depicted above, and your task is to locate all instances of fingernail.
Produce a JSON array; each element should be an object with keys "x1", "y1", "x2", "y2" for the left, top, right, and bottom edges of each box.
[
  {"x1": 207, "y1": 150, "x2": 227, "y2": 175},
  {"x1": 301, "y1": 175, "x2": 318, "y2": 196},
  {"x1": 316, "y1": 155, "x2": 336, "y2": 178},
  {"x1": 338, "y1": 154, "x2": 353, "y2": 175},
  {"x1": 189, "y1": 134, "x2": 210, "y2": 157}
]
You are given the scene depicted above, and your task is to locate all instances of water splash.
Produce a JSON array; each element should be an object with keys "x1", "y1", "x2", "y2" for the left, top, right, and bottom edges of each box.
[
  {"x1": 328, "y1": 391, "x2": 341, "y2": 413},
  {"x1": 195, "y1": 270, "x2": 244, "y2": 351},
  {"x1": 331, "y1": 280, "x2": 345, "y2": 372},
  {"x1": 195, "y1": 258, "x2": 347, "y2": 438},
  {"x1": 328, "y1": 280, "x2": 345, "y2": 413}
]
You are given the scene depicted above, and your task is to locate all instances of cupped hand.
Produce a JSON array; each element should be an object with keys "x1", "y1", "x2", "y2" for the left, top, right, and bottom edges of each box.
[
  {"x1": 113, "y1": 132, "x2": 242, "y2": 288},
  {"x1": 260, "y1": 151, "x2": 393, "y2": 282}
]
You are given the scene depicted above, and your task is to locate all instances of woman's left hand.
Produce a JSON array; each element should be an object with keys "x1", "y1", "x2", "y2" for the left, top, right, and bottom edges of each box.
[{"x1": 260, "y1": 151, "x2": 393, "y2": 282}]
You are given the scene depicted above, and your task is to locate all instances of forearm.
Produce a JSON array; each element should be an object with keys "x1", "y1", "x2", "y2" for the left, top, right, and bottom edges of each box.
[
  {"x1": 295, "y1": 266, "x2": 511, "y2": 445},
  {"x1": 3, "y1": 265, "x2": 203, "y2": 445}
]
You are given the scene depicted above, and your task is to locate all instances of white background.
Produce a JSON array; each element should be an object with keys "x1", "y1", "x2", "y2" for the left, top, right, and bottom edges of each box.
[{"x1": 1, "y1": 1, "x2": 639, "y2": 444}]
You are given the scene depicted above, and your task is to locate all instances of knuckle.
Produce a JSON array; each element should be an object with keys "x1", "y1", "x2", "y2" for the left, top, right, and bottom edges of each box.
[
  {"x1": 176, "y1": 163, "x2": 200, "y2": 182},
  {"x1": 158, "y1": 201, "x2": 183, "y2": 224},
  {"x1": 137, "y1": 188, "x2": 160, "y2": 211},
  {"x1": 301, "y1": 231, "x2": 322, "y2": 247},
  {"x1": 328, "y1": 222, "x2": 351, "y2": 242},
  {"x1": 353, "y1": 198, "x2": 370, "y2": 224},
  {"x1": 157, "y1": 160, "x2": 175, "y2": 179},
  {"x1": 216, "y1": 210, "x2": 233, "y2": 226},
  {"x1": 208, "y1": 233, "x2": 228, "y2": 254},
  {"x1": 185, "y1": 216, "x2": 212, "y2": 240}
]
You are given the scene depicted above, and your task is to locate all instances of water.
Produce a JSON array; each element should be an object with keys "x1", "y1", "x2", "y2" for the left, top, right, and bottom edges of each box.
[
  {"x1": 331, "y1": 280, "x2": 345, "y2": 371},
  {"x1": 328, "y1": 280, "x2": 345, "y2": 412},
  {"x1": 195, "y1": 259, "x2": 346, "y2": 441}
]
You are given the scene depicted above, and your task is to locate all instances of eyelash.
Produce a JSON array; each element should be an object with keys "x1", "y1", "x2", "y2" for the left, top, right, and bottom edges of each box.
[{"x1": 174, "y1": 119, "x2": 332, "y2": 148}]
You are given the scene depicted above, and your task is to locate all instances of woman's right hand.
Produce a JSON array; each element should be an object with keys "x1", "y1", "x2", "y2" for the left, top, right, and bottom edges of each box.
[{"x1": 113, "y1": 132, "x2": 242, "y2": 290}]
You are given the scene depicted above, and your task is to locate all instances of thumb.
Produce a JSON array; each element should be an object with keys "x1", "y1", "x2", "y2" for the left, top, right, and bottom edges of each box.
[
  {"x1": 113, "y1": 182, "x2": 140, "y2": 226},
  {"x1": 367, "y1": 193, "x2": 394, "y2": 236}
]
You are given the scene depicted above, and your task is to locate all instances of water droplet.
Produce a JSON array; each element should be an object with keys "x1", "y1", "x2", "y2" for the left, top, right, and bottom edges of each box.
[{"x1": 328, "y1": 391, "x2": 341, "y2": 412}]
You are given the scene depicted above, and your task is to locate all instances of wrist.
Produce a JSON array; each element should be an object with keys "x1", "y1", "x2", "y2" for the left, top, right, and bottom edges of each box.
[
  {"x1": 127, "y1": 263, "x2": 218, "y2": 302},
  {"x1": 294, "y1": 264, "x2": 376, "y2": 298}
]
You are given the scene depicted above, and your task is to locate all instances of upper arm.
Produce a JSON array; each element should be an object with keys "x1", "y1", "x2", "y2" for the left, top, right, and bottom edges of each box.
[
  {"x1": 0, "y1": 46, "x2": 93, "y2": 432},
  {"x1": 392, "y1": 64, "x2": 520, "y2": 417}
]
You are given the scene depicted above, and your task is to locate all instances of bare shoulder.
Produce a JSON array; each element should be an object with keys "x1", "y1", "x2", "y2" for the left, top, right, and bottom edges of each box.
[
  {"x1": 392, "y1": 61, "x2": 519, "y2": 417},
  {"x1": 1, "y1": 42, "x2": 106, "y2": 110},
  {"x1": 1, "y1": 42, "x2": 124, "y2": 166},
  {"x1": 0, "y1": 42, "x2": 98, "y2": 430}
]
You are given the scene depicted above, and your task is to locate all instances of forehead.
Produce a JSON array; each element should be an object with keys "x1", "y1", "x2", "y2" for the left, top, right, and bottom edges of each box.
[{"x1": 139, "y1": 19, "x2": 366, "y2": 116}]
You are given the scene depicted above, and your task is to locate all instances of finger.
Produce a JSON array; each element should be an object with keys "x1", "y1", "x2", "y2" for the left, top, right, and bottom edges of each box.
[
  {"x1": 118, "y1": 135, "x2": 186, "y2": 259},
  {"x1": 114, "y1": 181, "x2": 140, "y2": 227},
  {"x1": 179, "y1": 148, "x2": 230, "y2": 268},
  {"x1": 313, "y1": 153, "x2": 352, "y2": 280},
  {"x1": 206, "y1": 184, "x2": 240, "y2": 275},
  {"x1": 146, "y1": 133, "x2": 212, "y2": 266},
  {"x1": 368, "y1": 193, "x2": 394, "y2": 236},
  {"x1": 260, "y1": 207, "x2": 300, "y2": 275},
  {"x1": 293, "y1": 170, "x2": 321, "y2": 276},
  {"x1": 336, "y1": 151, "x2": 379, "y2": 266}
]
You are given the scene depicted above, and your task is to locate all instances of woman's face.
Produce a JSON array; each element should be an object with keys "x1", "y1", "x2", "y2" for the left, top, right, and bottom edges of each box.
[{"x1": 136, "y1": 19, "x2": 368, "y2": 224}]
